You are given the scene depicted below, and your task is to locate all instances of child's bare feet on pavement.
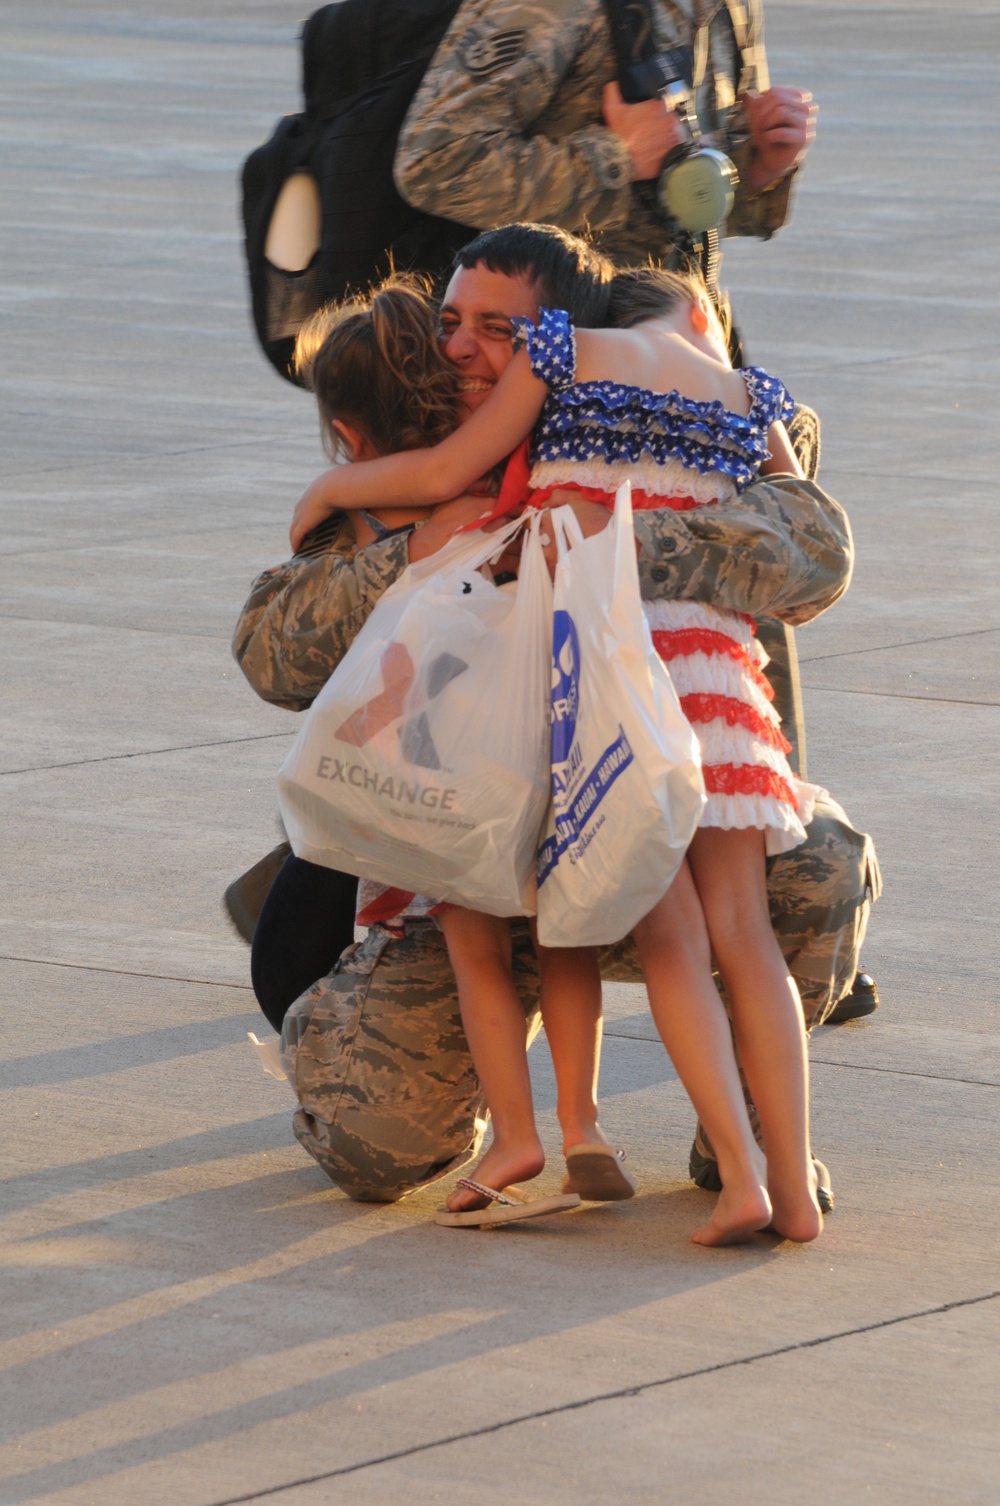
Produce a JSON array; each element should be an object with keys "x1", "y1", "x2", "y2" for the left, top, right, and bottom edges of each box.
[
  {"x1": 444, "y1": 1138, "x2": 546, "y2": 1213},
  {"x1": 768, "y1": 1170, "x2": 824, "y2": 1243},
  {"x1": 691, "y1": 1178, "x2": 772, "y2": 1246}
]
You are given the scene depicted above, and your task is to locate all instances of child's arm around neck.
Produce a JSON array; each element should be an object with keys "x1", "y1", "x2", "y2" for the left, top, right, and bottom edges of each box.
[
  {"x1": 289, "y1": 349, "x2": 548, "y2": 553},
  {"x1": 758, "y1": 422, "x2": 804, "y2": 478}
]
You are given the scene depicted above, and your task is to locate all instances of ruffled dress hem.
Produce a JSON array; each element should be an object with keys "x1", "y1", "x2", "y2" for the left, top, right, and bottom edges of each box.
[{"x1": 700, "y1": 779, "x2": 824, "y2": 856}]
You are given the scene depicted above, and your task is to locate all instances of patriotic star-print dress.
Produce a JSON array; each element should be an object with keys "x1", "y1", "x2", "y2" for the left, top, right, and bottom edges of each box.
[{"x1": 519, "y1": 306, "x2": 818, "y2": 856}]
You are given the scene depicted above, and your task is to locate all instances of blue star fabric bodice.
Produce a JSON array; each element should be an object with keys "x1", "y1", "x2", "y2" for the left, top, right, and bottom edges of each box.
[{"x1": 513, "y1": 306, "x2": 795, "y2": 493}]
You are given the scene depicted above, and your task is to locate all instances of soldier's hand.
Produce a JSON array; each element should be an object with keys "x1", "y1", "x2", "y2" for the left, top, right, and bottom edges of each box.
[
  {"x1": 602, "y1": 81, "x2": 685, "y2": 181},
  {"x1": 743, "y1": 87, "x2": 817, "y2": 193}
]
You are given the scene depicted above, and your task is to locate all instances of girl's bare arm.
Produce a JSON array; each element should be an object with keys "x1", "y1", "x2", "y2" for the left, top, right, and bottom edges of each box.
[
  {"x1": 289, "y1": 350, "x2": 548, "y2": 551},
  {"x1": 759, "y1": 421, "x2": 804, "y2": 478}
]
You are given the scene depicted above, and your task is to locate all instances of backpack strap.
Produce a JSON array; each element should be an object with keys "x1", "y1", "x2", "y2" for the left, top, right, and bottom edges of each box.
[
  {"x1": 721, "y1": 0, "x2": 769, "y2": 95},
  {"x1": 600, "y1": 0, "x2": 762, "y2": 311},
  {"x1": 301, "y1": 0, "x2": 461, "y2": 123},
  {"x1": 602, "y1": 0, "x2": 674, "y2": 103},
  {"x1": 601, "y1": 0, "x2": 764, "y2": 104}
]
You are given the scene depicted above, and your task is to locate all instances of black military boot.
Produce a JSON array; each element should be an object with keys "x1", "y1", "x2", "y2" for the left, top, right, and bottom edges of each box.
[
  {"x1": 825, "y1": 969, "x2": 879, "y2": 1025},
  {"x1": 223, "y1": 842, "x2": 292, "y2": 944}
]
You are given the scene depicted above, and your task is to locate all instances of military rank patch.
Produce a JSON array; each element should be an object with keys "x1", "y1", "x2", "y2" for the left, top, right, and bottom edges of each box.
[{"x1": 460, "y1": 29, "x2": 527, "y2": 77}]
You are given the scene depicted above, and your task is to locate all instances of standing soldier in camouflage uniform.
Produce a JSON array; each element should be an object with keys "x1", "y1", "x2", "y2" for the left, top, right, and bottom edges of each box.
[
  {"x1": 232, "y1": 224, "x2": 879, "y2": 1204},
  {"x1": 393, "y1": 0, "x2": 824, "y2": 756},
  {"x1": 395, "y1": 0, "x2": 815, "y2": 274},
  {"x1": 395, "y1": 0, "x2": 877, "y2": 1020}
]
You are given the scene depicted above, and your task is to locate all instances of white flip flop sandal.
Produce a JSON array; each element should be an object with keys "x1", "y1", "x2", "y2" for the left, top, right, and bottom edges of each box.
[
  {"x1": 435, "y1": 1177, "x2": 582, "y2": 1228},
  {"x1": 562, "y1": 1144, "x2": 637, "y2": 1201}
]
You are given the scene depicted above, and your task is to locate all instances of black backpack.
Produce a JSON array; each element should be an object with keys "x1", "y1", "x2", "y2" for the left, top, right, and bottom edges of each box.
[
  {"x1": 240, "y1": 0, "x2": 756, "y2": 386},
  {"x1": 241, "y1": 0, "x2": 475, "y2": 386}
]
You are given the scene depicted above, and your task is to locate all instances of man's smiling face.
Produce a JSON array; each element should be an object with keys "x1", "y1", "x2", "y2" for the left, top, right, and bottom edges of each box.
[{"x1": 439, "y1": 263, "x2": 541, "y2": 413}]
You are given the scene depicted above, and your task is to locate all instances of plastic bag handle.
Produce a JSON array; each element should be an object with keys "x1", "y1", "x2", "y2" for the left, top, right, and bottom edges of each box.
[
  {"x1": 548, "y1": 503, "x2": 587, "y2": 561},
  {"x1": 384, "y1": 509, "x2": 529, "y2": 598},
  {"x1": 515, "y1": 507, "x2": 552, "y2": 600},
  {"x1": 551, "y1": 481, "x2": 634, "y2": 563}
]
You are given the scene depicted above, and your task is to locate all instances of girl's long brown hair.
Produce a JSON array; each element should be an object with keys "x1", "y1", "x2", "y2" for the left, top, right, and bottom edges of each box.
[{"x1": 294, "y1": 274, "x2": 462, "y2": 460}]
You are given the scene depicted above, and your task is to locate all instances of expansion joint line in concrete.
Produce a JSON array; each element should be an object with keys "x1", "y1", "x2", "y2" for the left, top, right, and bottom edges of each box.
[
  {"x1": 799, "y1": 623, "x2": 1000, "y2": 665},
  {"x1": 4, "y1": 964, "x2": 993, "y2": 1085},
  {"x1": 204, "y1": 1289, "x2": 1000, "y2": 1506},
  {"x1": 0, "y1": 730, "x2": 292, "y2": 778},
  {"x1": 809, "y1": 1055, "x2": 999, "y2": 1090},
  {"x1": 800, "y1": 684, "x2": 1000, "y2": 709},
  {"x1": 0, "y1": 954, "x2": 254, "y2": 990},
  {"x1": 602, "y1": 1029, "x2": 1000, "y2": 1090},
  {"x1": 2, "y1": 428, "x2": 303, "y2": 482},
  {"x1": 0, "y1": 610, "x2": 226, "y2": 641}
]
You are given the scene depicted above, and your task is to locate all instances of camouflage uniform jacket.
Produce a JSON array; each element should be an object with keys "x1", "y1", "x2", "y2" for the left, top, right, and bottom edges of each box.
[
  {"x1": 232, "y1": 476, "x2": 852, "y2": 714},
  {"x1": 394, "y1": 0, "x2": 793, "y2": 263}
]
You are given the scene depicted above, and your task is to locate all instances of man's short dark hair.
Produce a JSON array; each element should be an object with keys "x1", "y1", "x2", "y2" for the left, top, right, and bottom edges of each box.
[{"x1": 453, "y1": 223, "x2": 614, "y2": 326}]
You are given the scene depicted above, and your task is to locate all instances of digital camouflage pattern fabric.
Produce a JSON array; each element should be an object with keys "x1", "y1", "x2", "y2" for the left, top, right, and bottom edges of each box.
[
  {"x1": 765, "y1": 792, "x2": 882, "y2": 1027},
  {"x1": 281, "y1": 920, "x2": 541, "y2": 1201},
  {"x1": 598, "y1": 792, "x2": 879, "y2": 1030},
  {"x1": 232, "y1": 513, "x2": 410, "y2": 713},
  {"x1": 234, "y1": 2, "x2": 875, "y2": 1203},
  {"x1": 395, "y1": 0, "x2": 793, "y2": 263},
  {"x1": 235, "y1": 428, "x2": 871, "y2": 1205},
  {"x1": 233, "y1": 475, "x2": 852, "y2": 728},
  {"x1": 632, "y1": 476, "x2": 849, "y2": 635},
  {"x1": 282, "y1": 789, "x2": 879, "y2": 1203}
]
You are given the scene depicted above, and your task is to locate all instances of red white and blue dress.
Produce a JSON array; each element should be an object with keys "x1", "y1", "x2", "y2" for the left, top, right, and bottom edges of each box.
[
  {"x1": 514, "y1": 306, "x2": 818, "y2": 856},
  {"x1": 357, "y1": 306, "x2": 818, "y2": 927}
]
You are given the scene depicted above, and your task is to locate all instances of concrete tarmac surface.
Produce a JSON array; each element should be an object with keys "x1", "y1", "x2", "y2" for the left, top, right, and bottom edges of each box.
[{"x1": 1, "y1": 2, "x2": 998, "y2": 1502}]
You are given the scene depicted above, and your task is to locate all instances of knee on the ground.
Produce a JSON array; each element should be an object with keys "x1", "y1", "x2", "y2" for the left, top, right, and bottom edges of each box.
[{"x1": 293, "y1": 1109, "x2": 477, "y2": 1203}]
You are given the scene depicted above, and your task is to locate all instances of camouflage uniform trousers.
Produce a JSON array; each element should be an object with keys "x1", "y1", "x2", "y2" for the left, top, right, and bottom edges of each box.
[
  {"x1": 281, "y1": 791, "x2": 880, "y2": 1202},
  {"x1": 281, "y1": 921, "x2": 540, "y2": 1202}
]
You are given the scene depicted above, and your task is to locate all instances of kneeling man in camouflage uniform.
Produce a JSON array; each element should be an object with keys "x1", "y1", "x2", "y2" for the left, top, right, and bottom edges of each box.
[{"x1": 233, "y1": 225, "x2": 879, "y2": 1203}]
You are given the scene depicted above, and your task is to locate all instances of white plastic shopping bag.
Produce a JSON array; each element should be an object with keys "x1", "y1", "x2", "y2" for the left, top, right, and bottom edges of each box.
[
  {"x1": 278, "y1": 513, "x2": 552, "y2": 917},
  {"x1": 535, "y1": 484, "x2": 706, "y2": 947}
]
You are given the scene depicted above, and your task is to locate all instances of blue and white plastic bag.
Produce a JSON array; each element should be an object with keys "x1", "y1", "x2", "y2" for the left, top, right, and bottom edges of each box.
[
  {"x1": 278, "y1": 513, "x2": 552, "y2": 918},
  {"x1": 536, "y1": 484, "x2": 706, "y2": 947}
]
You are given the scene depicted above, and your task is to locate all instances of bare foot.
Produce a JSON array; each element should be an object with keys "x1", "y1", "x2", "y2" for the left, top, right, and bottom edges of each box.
[
  {"x1": 445, "y1": 1138, "x2": 546, "y2": 1213},
  {"x1": 768, "y1": 1173, "x2": 823, "y2": 1243},
  {"x1": 691, "y1": 1180, "x2": 772, "y2": 1247}
]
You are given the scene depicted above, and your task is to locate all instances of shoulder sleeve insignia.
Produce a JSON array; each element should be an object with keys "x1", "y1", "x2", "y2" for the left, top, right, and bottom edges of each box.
[{"x1": 459, "y1": 29, "x2": 528, "y2": 77}]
